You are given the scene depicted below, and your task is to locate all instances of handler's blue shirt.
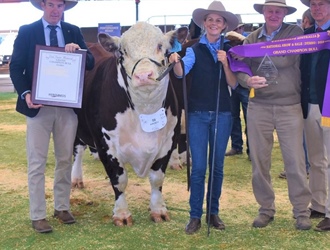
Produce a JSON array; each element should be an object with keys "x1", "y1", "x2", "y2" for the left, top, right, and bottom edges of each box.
[{"x1": 181, "y1": 34, "x2": 237, "y2": 89}]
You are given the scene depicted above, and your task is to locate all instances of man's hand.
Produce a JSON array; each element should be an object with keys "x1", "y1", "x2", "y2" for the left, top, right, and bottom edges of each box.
[
  {"x1": 25, "y1": 93, "x2": 42, "y2": 109},
  {"x1": 65, "y1": 43, "x2": 81, "y2": 53},
  {"x1": 247, "y1": 76, "x2": 268, "y2": 89}
]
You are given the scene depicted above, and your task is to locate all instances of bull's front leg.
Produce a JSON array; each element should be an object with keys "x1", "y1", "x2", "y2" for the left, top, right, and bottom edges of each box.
[
  {"x1": 149, "y1": 169, "x2": 170, "y2": 222},
  {"x1": 108, "y1": 166, "x2": 132, "y2": 226}
]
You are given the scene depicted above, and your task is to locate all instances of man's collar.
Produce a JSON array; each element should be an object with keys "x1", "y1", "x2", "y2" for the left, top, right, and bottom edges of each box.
[
  {"x1": 258, "y1": 24, "x2": 282, "y2": 39},
  {"x1": 316, "y1": 20, "x2": 330, "y2": 31},
  {"x1": 41, "y1": 18, "x2": 61, "y2": 29}
]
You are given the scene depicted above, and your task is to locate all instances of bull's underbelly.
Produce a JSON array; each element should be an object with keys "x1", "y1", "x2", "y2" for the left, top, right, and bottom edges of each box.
[{"x1": 102, "y1": 108, "x2": 177, "y2": 177}]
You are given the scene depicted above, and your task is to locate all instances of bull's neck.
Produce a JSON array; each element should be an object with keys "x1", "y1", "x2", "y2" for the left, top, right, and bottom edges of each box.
[{"x1": 128, "y1": 83, "x2": 168, "y2": 114}]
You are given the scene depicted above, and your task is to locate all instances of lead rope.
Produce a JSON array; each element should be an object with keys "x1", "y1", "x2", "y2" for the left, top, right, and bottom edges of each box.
[
  {"x1": 207, "y1": 33, "x2": 225, "y2": 237},
  {"x1": 156, "y1": 62, "x2": 175, "y2": 81},
  {"x1": 178, "y1": 60, "x2": 191, "y2": 192}
]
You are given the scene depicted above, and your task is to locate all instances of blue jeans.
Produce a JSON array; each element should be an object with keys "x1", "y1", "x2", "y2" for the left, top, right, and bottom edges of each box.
[
  {"x1": 188, "y1": 111, "x2": 232, "y2": 218},
  {"x1": 230, "y1": 85, "x2": 249, "y2": 154}
]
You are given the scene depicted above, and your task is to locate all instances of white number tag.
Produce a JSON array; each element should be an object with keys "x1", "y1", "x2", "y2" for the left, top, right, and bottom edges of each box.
[{"x1": 139, "y1": 108, "x2": 167, "y2": 133}]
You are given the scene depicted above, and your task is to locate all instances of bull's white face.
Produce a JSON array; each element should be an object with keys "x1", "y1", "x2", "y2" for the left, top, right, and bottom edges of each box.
[
  {"x1": 120, "y1": 23, "x2": 171, "y2": 86},
  {"x1": 99, "y1": 22, "x2": 176, "y2": 114}
]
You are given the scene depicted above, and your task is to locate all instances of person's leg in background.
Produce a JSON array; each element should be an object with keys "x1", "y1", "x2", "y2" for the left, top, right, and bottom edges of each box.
[
  {"x1": 303, "y1": 132, "x2": 310, "y2": 175},
  {"x1": 239, "y1": 86, "x2": 249, "y2": 158},
  {"x1": 226, "y1": 86, "x2": 243, "y2": 156}
]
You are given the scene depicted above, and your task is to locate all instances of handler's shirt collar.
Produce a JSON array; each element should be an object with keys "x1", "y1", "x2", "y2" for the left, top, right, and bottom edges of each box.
[
  {"x1": 316, "y1": 20, "x2": 330, "y2": 31},
  {"x1": 42, "y1": 18, "x2": 65, "y2": 47},
  {"x1": 200, "y1": 34, "x2": 223, "y2": 63},
  {"x1": 258, "y1": 24, "x2": 282, "y2": 41}
]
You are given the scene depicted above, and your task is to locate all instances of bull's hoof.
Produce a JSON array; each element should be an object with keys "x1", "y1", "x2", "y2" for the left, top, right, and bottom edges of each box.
[
  {"x1": 150, "y1": 212, "x2": 170, "y2": 223},
  {"x1": 71, "y1": 181, "x2": 84, "y2": 189},
  {"x1": 113, "y1": 216, "x2": 133, "y2": 226},
  {"x1": 170, "y1": 164, "x2": 183, "y2": 170}
]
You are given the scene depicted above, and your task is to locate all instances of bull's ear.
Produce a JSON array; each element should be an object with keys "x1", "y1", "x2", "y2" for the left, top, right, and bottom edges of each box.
[{"x1": 98, "y1": 33, "x2": 121, "y2": 53}]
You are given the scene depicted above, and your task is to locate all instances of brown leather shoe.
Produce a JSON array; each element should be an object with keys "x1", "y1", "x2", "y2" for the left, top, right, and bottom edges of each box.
[
  {"x1": 225, "y1": 148, "x2": 243, "y2": 156},
  {"x1": 252, "y1": 214, "x2": 274, "y2": 228},
  {"x1": 315, "y1": 218, "x2": 330, "y2": 232},
  {"x1": 295, "y1": 216, "x2": 312, "y2": 230},
  {"x1": 32, "y1": 219, "x2": 53, "y2": 233},
  {"x1": 54, "y1": 210, "x2": 76, "y2": 224},
  {"x1": 310, "y1": 208, "x2": 326, "y2": 219},
  {"x1": 185, "y1": 218, "x2": 201, "y2": 235},
  {"x1": 206, "y1": 214, "x2": 225, "y2": 230}
]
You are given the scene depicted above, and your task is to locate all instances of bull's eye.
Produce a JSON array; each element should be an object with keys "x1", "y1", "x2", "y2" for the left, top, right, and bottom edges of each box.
[
  {"x1": 123, "y1": 49, "x2": 128, "y2": 56},
  {"x1": 157, "y1": 44, "x2": 162, "y2": 51}
]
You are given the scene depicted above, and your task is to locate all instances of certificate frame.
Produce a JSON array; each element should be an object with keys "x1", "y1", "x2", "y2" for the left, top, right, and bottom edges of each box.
[{"x1": 31, "y1": 45, "x2": 87, "y2": 108}]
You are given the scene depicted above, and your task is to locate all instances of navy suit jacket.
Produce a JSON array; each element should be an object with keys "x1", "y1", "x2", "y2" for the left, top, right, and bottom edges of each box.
[
  {"x1": 300, "y1": 25, "x2": 330, "y2": 119},
  {"x1": 10, "y1": 19, "x2": 95, "y2": 117}
]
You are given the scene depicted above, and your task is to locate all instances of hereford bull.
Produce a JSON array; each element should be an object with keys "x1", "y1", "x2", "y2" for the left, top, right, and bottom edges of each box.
[{"x1": 72, "y1": 22, "x2": 188, "y2": 226}]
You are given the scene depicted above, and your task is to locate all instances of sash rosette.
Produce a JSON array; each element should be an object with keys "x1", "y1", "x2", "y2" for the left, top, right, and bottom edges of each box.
[{"x1": 228, "y1": 32, "x2": 330, "y2": 127}]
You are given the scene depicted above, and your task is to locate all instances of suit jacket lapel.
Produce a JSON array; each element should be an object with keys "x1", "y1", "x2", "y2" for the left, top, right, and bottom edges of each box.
[
  {"x1": 35, "y1": 19, "x2": 46, "y2": 46},
  {"x1": 61, "y1": 22, "x2": 73, "y2": 44}
]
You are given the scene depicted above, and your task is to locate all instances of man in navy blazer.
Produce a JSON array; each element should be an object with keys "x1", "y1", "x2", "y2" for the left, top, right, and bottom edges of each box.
[
  {"x1": 300, "y1": 0, "x2": 330, "y2": 232},
  {"x1": 10, "y1": 0, "x2": 94, "y2": 233}
]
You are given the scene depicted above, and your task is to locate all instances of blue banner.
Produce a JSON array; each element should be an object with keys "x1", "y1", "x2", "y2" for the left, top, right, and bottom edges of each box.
[{"x1": 98, "y1": 23, "x2": 121, "y2": 37}]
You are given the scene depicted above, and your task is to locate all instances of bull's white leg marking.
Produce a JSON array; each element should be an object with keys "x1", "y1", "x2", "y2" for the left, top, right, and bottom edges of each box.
[
  {"x1": 149, "y1": 169, "x2": 170, "y2": 222},
  {"x1": 112, "y1": 193, "x2": 132, "y2": 226},
  {"x1": 112, "y1": 167, "x2": 133, "y2": 226},
  {"x1": 115, "y1": 167, "x2": 128, "y2": 192},
  {"x1": 72, "y1": 144, "x2": 86, "y2": 188},
  {"x1": 168, "y1": 148, "x2": 183, "y2": 170},
  {"x1": 179, "y1": 150, "x2": 190, "y2": 165},
  {"x1": 89, "y1": 148, "x2": 99, "y2": 160}
]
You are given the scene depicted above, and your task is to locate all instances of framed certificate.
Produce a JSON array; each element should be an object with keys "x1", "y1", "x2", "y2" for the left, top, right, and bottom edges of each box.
[{"x1": 31, "y1": 45, "x2": 87, "y2": 108}]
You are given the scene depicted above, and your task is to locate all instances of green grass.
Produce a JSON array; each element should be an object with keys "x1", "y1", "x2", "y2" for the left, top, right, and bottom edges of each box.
[{"x1": 0, "y1": 92, "x2": 329, "y2": 250}]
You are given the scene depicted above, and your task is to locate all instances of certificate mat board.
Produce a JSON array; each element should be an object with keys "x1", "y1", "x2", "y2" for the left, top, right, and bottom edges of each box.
[{"x1": 32, "y1": 45, "x2": 86, "y2": 108}]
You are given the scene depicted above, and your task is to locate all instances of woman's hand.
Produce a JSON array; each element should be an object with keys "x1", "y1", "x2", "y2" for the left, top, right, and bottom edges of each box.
[
  {"x1": 168, "y1": 52, "x2": 183, "y2": 77},
  {"x1": 169, "y1": 52, "x2": 181, "y2": 64},
  {"x1": 217, "y1": 50, "x2": 228, "y2": 67}
]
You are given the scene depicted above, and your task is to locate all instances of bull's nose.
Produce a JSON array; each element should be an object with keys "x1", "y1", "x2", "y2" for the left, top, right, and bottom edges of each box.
[{"x1": 134, "y1": 71, "x2": 154, "y2": 83}]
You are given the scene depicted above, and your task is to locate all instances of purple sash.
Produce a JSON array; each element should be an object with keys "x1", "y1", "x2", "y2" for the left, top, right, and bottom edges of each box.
[{"x1": 228, "y1": 32, "x2": 330, "y2": 127}]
